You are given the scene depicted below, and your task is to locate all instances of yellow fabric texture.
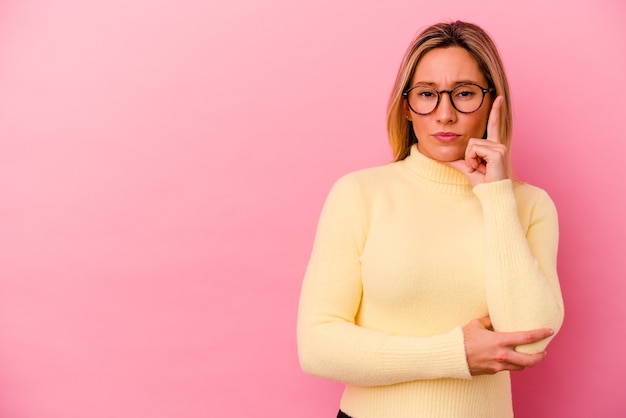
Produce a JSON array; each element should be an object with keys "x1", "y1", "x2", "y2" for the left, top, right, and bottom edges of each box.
[{"x1": 297, "y1": 145, "x2": 564, "y2": 418}]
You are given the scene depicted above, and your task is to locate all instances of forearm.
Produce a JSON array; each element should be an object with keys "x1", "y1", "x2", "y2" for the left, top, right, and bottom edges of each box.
[
  {"x1": 297, "y1": 300, "x2": 471, "y2": 385},
  {"x1": 474, "y1": 180, "x2": 564, "y2": 353}
]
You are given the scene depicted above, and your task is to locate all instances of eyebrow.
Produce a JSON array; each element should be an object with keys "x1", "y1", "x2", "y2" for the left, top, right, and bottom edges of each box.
[{"x1": 411, "y1": 80, "x2": 481, "y2": 87}]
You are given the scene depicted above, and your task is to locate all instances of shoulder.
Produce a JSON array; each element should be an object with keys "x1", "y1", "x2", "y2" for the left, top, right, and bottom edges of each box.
[
  {"x1": 321, "y1": 162, "x2": 401, "y2": 214},
  {"x1": 512, "y1": 180, "x2": 558, "y2": 221},
  {"x1": 512, "y1": 180, "x2": 555, "y2": 205},
  {"x1": 331, "y1": 162, "x2": 402, "y2": 194}
]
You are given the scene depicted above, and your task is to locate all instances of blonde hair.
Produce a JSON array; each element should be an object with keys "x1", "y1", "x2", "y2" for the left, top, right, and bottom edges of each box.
[{"x1": 387, "y1": 21, "x2": 513, "y2": 164}]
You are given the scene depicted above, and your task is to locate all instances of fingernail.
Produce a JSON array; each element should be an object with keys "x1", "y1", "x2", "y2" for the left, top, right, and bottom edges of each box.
[{"x1": 549, "y1": 329, "x2": 554, "y2": 335}]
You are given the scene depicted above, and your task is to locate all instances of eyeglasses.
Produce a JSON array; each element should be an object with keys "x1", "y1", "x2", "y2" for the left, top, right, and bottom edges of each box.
[{"x1": 402, "y1": 83, "x2": 495, "y2": 115}]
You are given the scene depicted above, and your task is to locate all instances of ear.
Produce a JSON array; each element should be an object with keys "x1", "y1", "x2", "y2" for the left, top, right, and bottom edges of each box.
[{"x1": 403, "y1": 100, "x2": 413, "y2": 121}]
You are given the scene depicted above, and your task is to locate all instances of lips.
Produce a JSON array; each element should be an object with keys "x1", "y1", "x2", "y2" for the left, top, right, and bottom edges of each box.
[{"x1": 433, "y1": 132, "x2": 461, "y2": 143}]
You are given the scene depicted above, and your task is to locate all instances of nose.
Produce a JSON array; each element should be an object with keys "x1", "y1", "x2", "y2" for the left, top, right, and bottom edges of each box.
[{"x1": 435, "y1": 91, "x2": 457, "y2": 124}]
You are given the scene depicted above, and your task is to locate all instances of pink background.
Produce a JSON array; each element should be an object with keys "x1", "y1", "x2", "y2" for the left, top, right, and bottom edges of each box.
[{"x1": 0, "y1": 0, "x2": 624, "y2": 417}]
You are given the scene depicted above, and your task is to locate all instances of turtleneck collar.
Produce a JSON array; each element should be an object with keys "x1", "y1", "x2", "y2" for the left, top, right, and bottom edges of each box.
[{"x1": 399, "y1": 144, "x2": 473, "y2": 194}]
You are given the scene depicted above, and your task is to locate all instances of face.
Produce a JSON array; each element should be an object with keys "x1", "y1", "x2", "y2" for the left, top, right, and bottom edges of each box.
[{"x1": 404, "y1": 46, "x2": 493, "y2": 162}]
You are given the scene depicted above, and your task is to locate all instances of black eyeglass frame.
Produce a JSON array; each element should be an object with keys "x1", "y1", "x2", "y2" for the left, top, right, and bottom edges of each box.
[{"x1": 402, "y1": 83, "x2": 495, "y2": 115}]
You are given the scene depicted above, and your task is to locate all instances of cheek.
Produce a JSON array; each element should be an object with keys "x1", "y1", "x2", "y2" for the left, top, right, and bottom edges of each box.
[
  {"x1": 410, "y1": 118, "x2": 430, "y2": 137},
  {"x1": 467, "y1": 112, "x2": 490, "y2": 138}
]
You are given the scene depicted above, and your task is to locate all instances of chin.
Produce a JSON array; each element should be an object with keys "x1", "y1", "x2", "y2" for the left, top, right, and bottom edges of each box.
[
  {"x1": 420, "y1": 145, "x2": 465, "y2": 163},
  {"x1": 437, "y1": 152, "x2": 463, "y2": 162}
]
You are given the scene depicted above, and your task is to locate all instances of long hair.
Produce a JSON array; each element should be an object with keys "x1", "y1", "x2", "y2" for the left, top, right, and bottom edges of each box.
[{"x1": 387, "y1": 21, "x2": 513, "y2": 165}]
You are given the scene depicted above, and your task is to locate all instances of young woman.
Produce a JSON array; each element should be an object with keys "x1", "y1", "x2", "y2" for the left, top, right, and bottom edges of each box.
[{"x1": 297, "y1": 21, "x2": 564, "y2": 417}]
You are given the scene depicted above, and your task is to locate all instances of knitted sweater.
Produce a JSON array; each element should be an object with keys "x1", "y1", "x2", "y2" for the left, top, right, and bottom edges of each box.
[{"x1": 297, "y1": 145, "x2": 564, "y2": 418}]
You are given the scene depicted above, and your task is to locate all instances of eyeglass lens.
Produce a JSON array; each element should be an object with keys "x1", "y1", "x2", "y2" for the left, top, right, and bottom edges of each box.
[{"x1": 407, "y1": 84, "x2": 486, "y2": 114}]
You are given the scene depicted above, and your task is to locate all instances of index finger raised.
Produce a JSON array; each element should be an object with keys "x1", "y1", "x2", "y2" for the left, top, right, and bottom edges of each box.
[{"x1": 485, "y1": 95, "x2": 503, "y2": 143}]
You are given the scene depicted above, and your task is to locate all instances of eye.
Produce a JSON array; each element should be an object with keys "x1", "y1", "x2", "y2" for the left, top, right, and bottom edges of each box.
[
  {"x1": 454, "y1": 89, "x2": 475, "y2": 99},
  {"x1": 453, "y1": 84, "x2": 481, "y2": 101},
  {"x1": 414, "y1": 88, "x2": 437, "y2": 100}
]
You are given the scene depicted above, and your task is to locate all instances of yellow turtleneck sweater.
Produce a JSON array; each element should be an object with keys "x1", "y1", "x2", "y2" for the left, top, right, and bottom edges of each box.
[{"x1": 297, "y1": 145, "x2": 564, "y2": 418}]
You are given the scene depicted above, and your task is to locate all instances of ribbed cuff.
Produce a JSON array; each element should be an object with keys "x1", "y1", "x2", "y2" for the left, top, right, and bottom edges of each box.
[{"x1": 380, "y1": 327, "x2": 471, "y2": 381}]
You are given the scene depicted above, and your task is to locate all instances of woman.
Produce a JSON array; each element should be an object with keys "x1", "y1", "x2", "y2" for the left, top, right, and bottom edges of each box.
[{"x1": 297, "y1": 21, "x2": 564, "y2": 418}]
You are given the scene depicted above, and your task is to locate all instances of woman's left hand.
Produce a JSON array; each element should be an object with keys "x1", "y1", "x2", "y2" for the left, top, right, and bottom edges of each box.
[{"x1": 446, "y1": 96, "x2": 509, "y2": 187}]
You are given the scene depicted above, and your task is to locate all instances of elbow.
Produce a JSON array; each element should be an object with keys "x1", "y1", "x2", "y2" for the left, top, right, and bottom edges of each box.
[
  {"x1": 551, "y1": 304, "x2": 565, "y2": 336},
  {"x1": 297, "y1": 327, "x2": 342, "y2": 381},
  {"x1": 542, "y1": 300, "x2": 565, "y2": 338},
  {"x1": 297, "y1": 328, "x2": 325, "y2": 378},
  {"x1": 297, "y1": 342, "x2": 316, "y2": 376},
  {"x1": 516, "y1": 304, "x2": 564, "y2": 354}
]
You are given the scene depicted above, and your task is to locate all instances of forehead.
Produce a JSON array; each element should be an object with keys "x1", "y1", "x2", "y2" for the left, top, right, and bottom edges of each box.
[{"x1": 412, "y1": 46, "x2": 487, "y2": 86}]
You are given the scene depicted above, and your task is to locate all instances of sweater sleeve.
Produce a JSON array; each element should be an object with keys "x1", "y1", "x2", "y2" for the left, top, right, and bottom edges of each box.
[
  {"x1": 473, "y1": 180, "x2": 564, "y2": 354},
  {"x1": 297, "y1": 175, "x2": 471, "y2": 386}
]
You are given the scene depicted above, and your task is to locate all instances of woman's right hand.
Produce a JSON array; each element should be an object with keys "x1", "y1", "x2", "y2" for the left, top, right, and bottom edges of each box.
[{"x1": 462, "y1": 316, "x2": 554, "y2": 376}]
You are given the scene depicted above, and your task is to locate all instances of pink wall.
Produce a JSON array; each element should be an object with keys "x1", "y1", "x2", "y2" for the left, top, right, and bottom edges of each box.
[{"x1": 0, "y1": 0, "x2": 624, "y2": 416}]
